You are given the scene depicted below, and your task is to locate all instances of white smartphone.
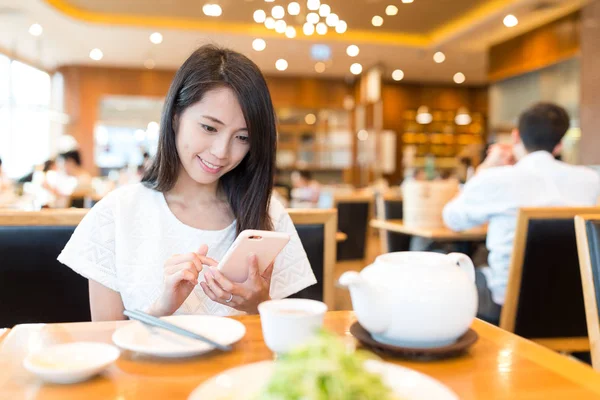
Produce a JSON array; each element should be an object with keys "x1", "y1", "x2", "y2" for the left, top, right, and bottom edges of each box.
[{"x1": 217, "y1": 229, "x2": 290, "y2": 283}]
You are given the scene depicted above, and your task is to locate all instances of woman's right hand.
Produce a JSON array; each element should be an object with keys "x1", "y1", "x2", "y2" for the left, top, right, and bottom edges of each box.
[{"x1": 147, "y1": 244, "x2": 218, "y2": 317}]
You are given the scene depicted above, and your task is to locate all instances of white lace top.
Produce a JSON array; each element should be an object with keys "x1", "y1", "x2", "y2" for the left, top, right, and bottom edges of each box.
[{"x1": 58, "y1": 183, "x2": 317, "y2": 316}]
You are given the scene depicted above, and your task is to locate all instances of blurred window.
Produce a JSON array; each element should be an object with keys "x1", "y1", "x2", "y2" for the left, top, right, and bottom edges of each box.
[{"x1": 0, "y1": 56, "x2": 51, "y2": 178}]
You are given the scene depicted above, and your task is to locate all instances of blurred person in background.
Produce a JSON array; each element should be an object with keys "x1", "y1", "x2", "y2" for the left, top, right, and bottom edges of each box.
[
  {"x1": 290, "y1": 170, "x2": 320, "y2": 207},
  {"x1": 443, "y1": 103, "x2": 600, "y2": 324},
  {"x1": 43, "y1": 150, "x2": 92, "y2": 207}
]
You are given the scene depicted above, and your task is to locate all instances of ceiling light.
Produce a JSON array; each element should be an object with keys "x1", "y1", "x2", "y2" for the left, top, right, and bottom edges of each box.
[
  {"x1": 265, "y1": 0, "x2": 275, "y2": 2},
  {"x1": 275, "y1": 20, "x2": 287, "y2": 33},
  {"x1": 454, "y1": 72, "x2": 466, "y2": 84},
  {"x1": 416, "y1": 106, "x2": 432, "y2": 125},
  {"x1": 89, "y1": 48, "x2": 103, "y2": 61},
  {"x1": 325, "y1": 13, "x2": 339, "y2": 27},
  {"x1": 252, "y1": 38, "x2": 266, "y2": 51},
  {"x1": 503, "y1": 14, "x2": 518, "y2": 27},
  {"x1": 254, "y1": 9, "x2": 266, "y2": 23},
  {"x1": 350, "y1": 63, "x2": 363, "y2": 75},
  {"x1": 149, "y1": 32, "x2": 163, "y2": 44},
  {"x1": 316, "y1": 22, "x2": 328, "y2": 35},
  {"x1": 272, "y1": 5, "x2": 285, "y2": 19},
  {"x1": 307, "y1": 0, "x2": 320, "y2": 11},
  {"x1": 305, "y1": 113, "x2": 317, "y2": 124},
  {"x1": 319, "y1": 4, "x2": 331, "y2": 17},
  {"x1": 265, "y1": 17, "x2": 276, "y2": 29},
  {"x1": 433, "y1": 51, "x2": 446, "y2": 63},
  {"x1": 285, "y1": 26, "x2": 297, "y2": 38},
  {"x1": 288, "y1": 2, "x2": 301, "y2": 15},
  {"x1": 357, "y1": 129, "x2": 369, "y2": 141},
  {"x1": 28, "y1": 23, "x2": 43, "y2": 37},
  {"x1": 307, "y1": 12, "x2": 319, "y2": 24},
  {"x1": 392, "y1": 69, "x2": 404, "y2": 81},
  {"x1": 346, "y1": 45, "x2": 359, "y2": 57},
  {"x1": 372, "y1": 16, "x2": 383, "y2": 27},
  {"x1": 386, "y1": 5, "x2": 398, "y2": 16},
  {"x1": 315, "y1": 62, "x2": 326, "y2": 73},
  {"x1": 144, "y1": 59, "x2": 156, "y2": 70},
  {"x1": 303, "y1": 22, "x2": 315, "y2": 35},
  {"x1": 335, "y1": 20, "x2": 347, "y2": 33},
  {"x1": 276, "y1": 59, "x2": 288, "y2": 71},
  {"x1": 402, "y1": 0, "x2": 414, "y2": 3},
  {"x1": 202, "y1": 4, "x2": 222, "y2": 17},
  {"x1": 455, "y1": 107, "x2": 472, "y2": 126}
]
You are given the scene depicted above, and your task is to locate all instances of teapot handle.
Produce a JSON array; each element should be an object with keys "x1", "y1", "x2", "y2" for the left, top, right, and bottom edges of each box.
[{"x1": 447, "y1": 253, "x2": 475, "y2": 282}]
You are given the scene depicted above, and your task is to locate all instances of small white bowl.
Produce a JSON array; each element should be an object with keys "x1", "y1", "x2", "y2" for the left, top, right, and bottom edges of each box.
[{"x1": 23, "y1": 342, "x2": 120, "y2": 384}]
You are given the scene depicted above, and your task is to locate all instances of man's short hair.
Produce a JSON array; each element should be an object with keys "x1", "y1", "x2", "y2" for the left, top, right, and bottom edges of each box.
[
  {"x1": 60, "y1": 150, "x2": 82, "y2": 166},
  {"x1": 518, "y1": 103, "x2": 570, "y2": 153}
]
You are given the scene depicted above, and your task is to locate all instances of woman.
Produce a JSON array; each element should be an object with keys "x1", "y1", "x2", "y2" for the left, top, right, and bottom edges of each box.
[{"x1": 58, "y1": 45, "x2": 317, "y2": 320}]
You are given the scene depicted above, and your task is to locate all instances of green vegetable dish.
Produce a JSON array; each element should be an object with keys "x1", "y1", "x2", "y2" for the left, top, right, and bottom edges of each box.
[{"x1": 257, "y1": 331, "x2": 399, "y2": 400}]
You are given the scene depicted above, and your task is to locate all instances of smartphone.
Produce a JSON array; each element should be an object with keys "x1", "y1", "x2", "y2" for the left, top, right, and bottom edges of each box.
[{"x1": 217, "y1": 229, "x2": 290, "y2": 283}]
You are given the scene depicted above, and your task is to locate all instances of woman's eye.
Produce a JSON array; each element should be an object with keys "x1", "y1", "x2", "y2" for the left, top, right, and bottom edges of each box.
[
  {"x1": 237, "y1": 135, "x2": 249, "y2": 143},
  {"x1": 202, "y1": 124, "x2": 217, "y2": 133}
]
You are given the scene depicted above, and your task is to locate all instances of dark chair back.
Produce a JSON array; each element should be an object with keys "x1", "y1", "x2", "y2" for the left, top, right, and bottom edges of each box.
[
  {"x1": 288, "y1": 209, "x2": 337, "y2": 308},
  {"x1": 501, "y1": 207, "x2": 600, "y2": 352},
  {"x1": 335, "y1": 194, "x2": 372, "y2": 261},
  {"x1": 575, "y1": 214, "x2": 600, "y2": 370},
  {"x1": 383, "y1": 198, "x2": 411, "y2": 252},
  {"x1": 0, "y1": 210, "x2": 90, "y2": 328}
]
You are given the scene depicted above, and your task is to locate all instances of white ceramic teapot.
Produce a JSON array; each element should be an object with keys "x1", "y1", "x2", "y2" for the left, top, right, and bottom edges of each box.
[{"x1": 339, "y1": 252, "x2": 477, "y2": 348}]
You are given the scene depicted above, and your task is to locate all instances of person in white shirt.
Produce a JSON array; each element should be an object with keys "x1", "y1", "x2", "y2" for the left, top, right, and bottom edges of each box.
[
  {"x1": 443, "y1": 103, "x2": 600, "y2": 323},
  {"x1": 58, "y1": 45, "x2": 316, "y2": 321}
]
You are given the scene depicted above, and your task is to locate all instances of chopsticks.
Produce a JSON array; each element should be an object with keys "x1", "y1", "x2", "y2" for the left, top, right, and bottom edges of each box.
[{"x1": 123, "y1": 309, "x2": 231, "y2": 351}]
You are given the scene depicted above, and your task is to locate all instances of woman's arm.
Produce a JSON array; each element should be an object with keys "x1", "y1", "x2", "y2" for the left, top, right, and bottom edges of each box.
[{"x1": 89, "y1": 280, "x2": 126, "y2": 321}]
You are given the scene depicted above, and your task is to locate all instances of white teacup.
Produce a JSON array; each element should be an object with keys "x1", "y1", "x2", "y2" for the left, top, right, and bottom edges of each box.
[{"x1": 258, "y1": 299, "x2": 327, "y2": 354}]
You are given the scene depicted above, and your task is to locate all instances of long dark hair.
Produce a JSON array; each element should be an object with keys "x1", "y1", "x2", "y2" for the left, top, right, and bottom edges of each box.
[{"x1": 142, "y1": 45, "x2": 276, "y2": 234}]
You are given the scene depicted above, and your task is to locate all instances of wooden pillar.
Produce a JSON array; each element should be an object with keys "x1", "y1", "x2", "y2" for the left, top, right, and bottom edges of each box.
[{"x1": 580, "y1": 0, "x2": 600, "y2": 165}]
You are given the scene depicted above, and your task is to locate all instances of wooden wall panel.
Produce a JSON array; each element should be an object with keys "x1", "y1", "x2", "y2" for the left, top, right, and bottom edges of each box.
[
  {"x1": 580, "y1": 0, "x2": 600, "y2": 165},
  {"x1": 60, "y1": 66, "x2": 352, "y2": 174},
  {"x1": 381, "y1": 82, "x2": 488, "y2": 184},
  {"x1": 488, "y1": 12, "x2": 580, "y2": 82}
]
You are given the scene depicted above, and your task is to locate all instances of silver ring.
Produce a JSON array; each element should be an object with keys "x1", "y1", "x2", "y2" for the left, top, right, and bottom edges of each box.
[{"x1": 225, "y1": 293, "x2": 233, "y2": 303}]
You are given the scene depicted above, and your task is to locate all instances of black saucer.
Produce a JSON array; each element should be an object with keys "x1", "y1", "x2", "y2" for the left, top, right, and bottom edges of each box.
[{"x1": 349, "y1": 322, "x2": 478, "y2": 361}]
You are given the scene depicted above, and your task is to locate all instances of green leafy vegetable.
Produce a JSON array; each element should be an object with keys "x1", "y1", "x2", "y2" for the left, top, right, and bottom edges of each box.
[{"x1": 257, "y1": 331, "x2": 396, "y2": 400}]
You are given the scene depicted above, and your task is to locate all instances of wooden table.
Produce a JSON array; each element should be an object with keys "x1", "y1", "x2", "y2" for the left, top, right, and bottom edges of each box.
[
  {"x1": 371, "y1": 219, "x2": 488, "y2": 241},
  {"x1": 2, "y1": 312, "x2": 600, "y2": 399}
]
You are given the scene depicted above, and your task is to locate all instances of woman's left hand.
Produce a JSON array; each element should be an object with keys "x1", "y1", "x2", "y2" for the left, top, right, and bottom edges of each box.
[{"x1": 200, "y1": 254, "x2": 273, "y2": 314}]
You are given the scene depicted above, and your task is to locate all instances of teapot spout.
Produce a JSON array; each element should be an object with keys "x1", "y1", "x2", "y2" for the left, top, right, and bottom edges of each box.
[{"x1": 338, "y1": 271, "x2": 390, "y2": 334}]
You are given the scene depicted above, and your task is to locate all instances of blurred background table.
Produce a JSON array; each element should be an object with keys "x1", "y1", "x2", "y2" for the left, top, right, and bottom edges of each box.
[{"x1": 370, "y1": 219, "x2": 488, "y2": 241}]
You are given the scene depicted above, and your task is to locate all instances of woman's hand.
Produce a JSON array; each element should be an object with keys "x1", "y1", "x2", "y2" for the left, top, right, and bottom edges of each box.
[
  {"x1": 148, "y1": 244, "x2": 218, "y2": 317},
  {"x1": 200, "y1": 254, "x2": 273, "y2": 314}
]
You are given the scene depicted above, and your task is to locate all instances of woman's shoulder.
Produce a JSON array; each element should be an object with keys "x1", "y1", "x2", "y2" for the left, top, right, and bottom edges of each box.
[
  {"x1": 96, "y1": 182, "x2": 161, "y2": 210},
  {"x1": 268, "y1": 195, "x2": 289, "y2": 220}
]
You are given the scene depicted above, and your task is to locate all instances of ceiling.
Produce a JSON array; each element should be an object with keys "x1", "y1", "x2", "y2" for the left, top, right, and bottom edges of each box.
[
  {"x1": 0, "y1": 0, "x2": 587, "y2": 84},
  {"x1": 57, "y1": 0, "x2": 492, "y2": 34}
]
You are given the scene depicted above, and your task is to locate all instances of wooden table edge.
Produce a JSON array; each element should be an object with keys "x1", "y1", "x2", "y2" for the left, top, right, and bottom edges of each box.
[
  {"x1": 370, "y1": 219, "x2": 487, "y2": 240},
  {"x1": 473, "y1": 319, "x2": 600, "y2": 393}
]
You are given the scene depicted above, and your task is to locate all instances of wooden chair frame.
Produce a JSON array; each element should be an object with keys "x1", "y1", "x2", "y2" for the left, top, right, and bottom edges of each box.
[
  {"x1": 575, "y1": 214, "x2": 600, "y2": 369},
  {"x1": 500, "y1": 207, "x2": 600, "y2": 352},
  {"x1": 287, "y1": 209, "x2": 338, "y2": 309}
]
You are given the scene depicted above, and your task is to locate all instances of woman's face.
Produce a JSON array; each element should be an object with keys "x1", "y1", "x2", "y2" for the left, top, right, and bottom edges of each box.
[{"x1": 175, "y1": 87, "x2": 250, "y2": 186}]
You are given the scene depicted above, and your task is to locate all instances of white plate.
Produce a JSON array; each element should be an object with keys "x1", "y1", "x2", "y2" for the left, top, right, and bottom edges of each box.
[
  {"x1": 188, "y1": 359, "x2": 458, "y2": 400},
  {"x1": 112, "y1": 315, "x2": 246, "y2": 358},
  {"x1": 23, "y1": 342, "x2": 120, "y2": 384}
]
